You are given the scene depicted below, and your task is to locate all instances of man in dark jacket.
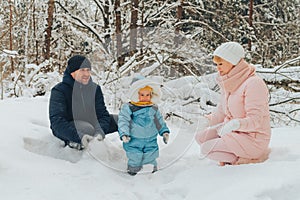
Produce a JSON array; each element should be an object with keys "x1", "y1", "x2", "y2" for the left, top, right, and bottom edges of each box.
[{"x1": 49, "y1": 55, "x2": 118, "y2": 150}]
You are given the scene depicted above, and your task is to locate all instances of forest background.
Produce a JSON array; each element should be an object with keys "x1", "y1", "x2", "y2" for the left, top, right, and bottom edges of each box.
[{"x1": 0, "y1": 0, "x2": 299, "y2": 127}]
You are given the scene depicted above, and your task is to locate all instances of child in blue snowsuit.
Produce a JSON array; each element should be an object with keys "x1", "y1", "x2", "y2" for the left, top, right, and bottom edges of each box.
[{"x1": 118, "y1": 78, "x2": 170, "y2": 175}]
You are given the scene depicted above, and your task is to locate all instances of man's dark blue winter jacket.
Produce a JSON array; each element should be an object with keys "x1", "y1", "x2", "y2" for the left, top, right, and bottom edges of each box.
[{"x1": 49, "y1": 69, "x2": 111, "y2": 144}]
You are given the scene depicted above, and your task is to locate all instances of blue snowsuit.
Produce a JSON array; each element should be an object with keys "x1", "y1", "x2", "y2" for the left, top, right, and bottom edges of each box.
[
  {"x1": 118, "y1": 103, "x2": 170, "y2": 167},
  {"x1": 49, "y1": 67, "x2": 117, "y2": 144}
]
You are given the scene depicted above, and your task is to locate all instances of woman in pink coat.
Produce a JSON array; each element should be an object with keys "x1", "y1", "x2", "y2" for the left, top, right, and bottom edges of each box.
[{"x1": 195, "y1": 42, "x2": 271, "y2": 166}]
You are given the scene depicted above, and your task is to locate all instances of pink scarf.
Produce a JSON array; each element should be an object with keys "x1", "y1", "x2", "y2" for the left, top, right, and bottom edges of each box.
[{"x1": 217, "y1": 59, "x2": 256, "y2": 93}]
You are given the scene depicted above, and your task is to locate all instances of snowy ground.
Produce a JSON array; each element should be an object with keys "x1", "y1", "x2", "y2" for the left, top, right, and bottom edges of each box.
[{"x1": 1, "y1": 96, "x2": 300, "y2": 200}]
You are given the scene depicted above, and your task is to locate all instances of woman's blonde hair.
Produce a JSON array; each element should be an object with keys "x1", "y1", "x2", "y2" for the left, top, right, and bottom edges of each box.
[{"x1": 213, "y1": 55, "x2": 224, "y2": 63}]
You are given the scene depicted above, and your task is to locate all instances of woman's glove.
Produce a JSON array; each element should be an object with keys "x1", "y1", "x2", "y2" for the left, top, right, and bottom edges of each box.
[
  {"x1": 122, "y1": 135, "x2": 131, "y2": 143},
  {"x1": 163, "y1": 132, "x2": 169, "y2": 144},
  {"x1": 218, "y1": 119, "x2": 240, "y2": 137}
]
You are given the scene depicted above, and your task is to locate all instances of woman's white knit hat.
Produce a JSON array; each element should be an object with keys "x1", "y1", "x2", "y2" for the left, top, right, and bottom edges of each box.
[
  {"x1": 213, "y1": 42, "x2": 245, "y2": 65},
  {"x1": 128, "y1": 76, "x2": 162, "y2": 104}
]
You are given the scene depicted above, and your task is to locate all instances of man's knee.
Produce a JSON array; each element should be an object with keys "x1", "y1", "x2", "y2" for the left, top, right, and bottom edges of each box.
[{"x1": 74, "y1": 120, "x2": 95, "y2": 137}]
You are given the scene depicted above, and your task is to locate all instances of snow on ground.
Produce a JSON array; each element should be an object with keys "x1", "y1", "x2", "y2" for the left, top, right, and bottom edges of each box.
[{"x1": 0, "y1": 96, "x2": 300, "y2": 200}]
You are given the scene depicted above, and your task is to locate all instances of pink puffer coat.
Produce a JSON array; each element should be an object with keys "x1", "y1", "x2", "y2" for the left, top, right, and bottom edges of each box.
[{"x1": 207, "y1": 60, "x2": 271, "y2": 158}]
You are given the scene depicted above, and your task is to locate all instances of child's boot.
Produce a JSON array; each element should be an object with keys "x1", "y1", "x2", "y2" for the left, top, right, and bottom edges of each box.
[
  {"x1": 152, "y1": 166, "x2": 158, "y2": 173},
  {"x1": 127, "y1": 165, "x2": 142, "y2": 176}
]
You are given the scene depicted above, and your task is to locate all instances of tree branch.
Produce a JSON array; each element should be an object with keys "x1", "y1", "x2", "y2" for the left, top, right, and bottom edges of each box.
[
  {"x1": 269, "y1": 97, "x2": 300, "y2": 106},
  {"x1": 165, "y1": 112, "x2": 193, "y2": 124},
  {"x1": 55, "y1": 1, "x2": 108, "y2": 54},
  {"x1": 270, "y1": 109, "x2": 300, "y2": 123}
]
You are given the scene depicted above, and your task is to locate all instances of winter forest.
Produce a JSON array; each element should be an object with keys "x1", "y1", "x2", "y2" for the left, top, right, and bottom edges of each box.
[
  {"x1": 0, "y1": 0, "x2": 299, "y2": 127},
  {"x1": 1, "y1": 1, "x2": 300, "y2": 199}
]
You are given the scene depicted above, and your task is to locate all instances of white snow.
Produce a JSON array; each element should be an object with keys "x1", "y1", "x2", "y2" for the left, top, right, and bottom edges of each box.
[{"x1": 1, "y1": 94, "x2": 300, "y2": 200}]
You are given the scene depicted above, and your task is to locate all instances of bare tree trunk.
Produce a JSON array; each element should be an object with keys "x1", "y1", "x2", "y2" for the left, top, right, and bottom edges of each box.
[
  {"x1": 0, "y1": 62, "x2": 3, "y2": 100},
  {"x1": 103, "y1": 0, "x2": 109, "y2": 29},
  {"x1": 130, "y1": 0, "x2": 138, "y2": 55},
  {"x1": 175, "y1": 0, "x2": 183, "y2": 46},
  {"x1": 103, "y1": 0, "x2": 110, "y2": 49},
  {"x1": 44, "y1": 0, "x2": 54, "y2": 61},
  {"x1": 248, "y1": 0, "x2": 253, "y2": 50},
  {"x1": 139, "y1": 0, "x2": 144, "y2": 55},
  {"x1": 9, "y1": 0, "x2": 14, "y2": 72},
  {"x1": 115, "y1": 0, "x2": 123, "y2": 68},
  {"x1": 33, "y1": 1, "x2": 38, "y2": 64}
]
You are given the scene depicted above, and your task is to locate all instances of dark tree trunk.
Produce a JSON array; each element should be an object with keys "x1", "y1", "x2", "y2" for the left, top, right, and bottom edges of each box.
[
  {"x1": 130, "y1": 0, "x2": 138, "y2": 55},
  {"x1": 115, "y1": 0, "x2": 123, "y2": 68},
  {"x1": 32, "y1": 1, "x2": 39, "y2": 64},
  {"x1": 44, "y1": 0, "x2": 54, "y2": 61},
  {"x1": 175, "y1": 0, "x2": 183, "y2": 46},
  {"x1": 9, "y1": 0, "x2": 14, "y2": 72},
  {"x1": 248, "y1": 0, "x2": 253, "y2": 50}
]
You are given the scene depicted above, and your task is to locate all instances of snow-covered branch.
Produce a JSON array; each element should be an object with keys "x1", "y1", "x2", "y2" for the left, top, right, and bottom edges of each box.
[{"x1": 55, "y1": 1, "x2": 108, "y2": 54}]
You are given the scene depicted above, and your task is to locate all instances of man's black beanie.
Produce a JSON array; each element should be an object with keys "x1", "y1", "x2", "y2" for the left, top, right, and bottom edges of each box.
[{"x1": 67, "y1": 55, "x2": 91, "y2": 73}]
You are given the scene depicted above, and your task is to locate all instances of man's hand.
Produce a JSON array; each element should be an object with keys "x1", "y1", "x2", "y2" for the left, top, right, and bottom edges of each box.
[
  {"x1": 95, "y1": 134, "x2": 104, "y2": 141},
  {"x1": 95, "y1": 132, "x2": 105, "y2": 141},
  {"x1": 81, "y1": 134, "x2": 94, "y2": 147}
]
